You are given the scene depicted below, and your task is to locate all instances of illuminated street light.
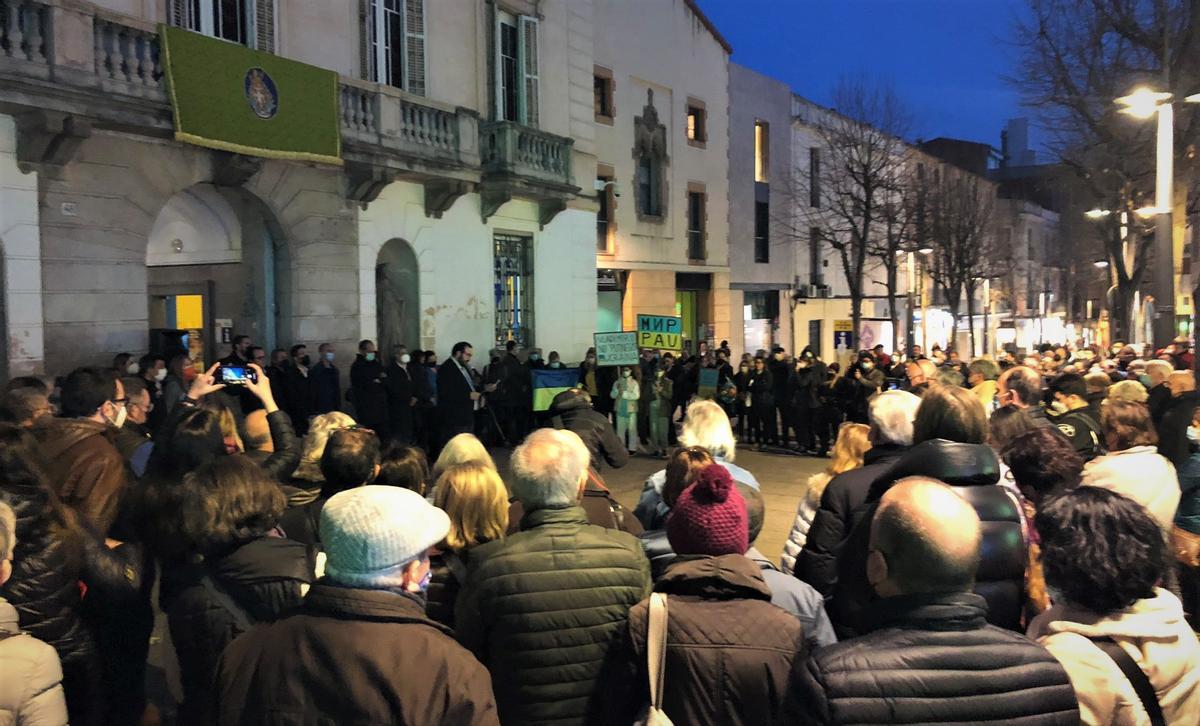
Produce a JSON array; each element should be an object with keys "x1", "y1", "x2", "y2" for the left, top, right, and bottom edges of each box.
[
  {"x1": 1115, "y1": 87, "x2": 1173, "y2": 119},
  {"x1": 1135, "y1": 205, "x2": 1168, "y2": 218},
  {"x1": 1084, "y1": 208, "x2": 1112, "y2": 219},
  {"x1": 1093, "y1": 259, "x2": 1109, "y2": 269},
  {"x1": 918, "y1": 245, "x2": 933, "y2": 255}
]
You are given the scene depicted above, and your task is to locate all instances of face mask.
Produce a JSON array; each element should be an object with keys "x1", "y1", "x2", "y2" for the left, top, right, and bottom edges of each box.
[
  {"x1": 549, "y1": 361, "x2": 561, "y2": 368},
  {"x1": 530, "y1": 354, "x2": 540, "y2": 362},
  {"x1": 155, "y1": 368, "x2": 168, "y2": 382},
  {"x1": 400, "y1": 354, "x2": 411, "y2": 364},
  {"x1": 299, "y1": 355, "x2": 311, "y2": 366},
  {"x1": 365, "y1": 352, "x2": 376, "y2": 362},
  {"x1": 586, "y1": 356, "x2": 596, "y2": 364},
  {"x1": 623, "y1": 371, "x2": 632, "y2": 378},
  {"x1": 126, "y1": 362, "x2": 140, "y2": 375},
  {"x1": 106, "y1": 402, "x2": 127, "y2": 430},
  {"x1": 862, "y1": 362, "x2": 874, "y2": 371},
  {"x1": 324, "y1": 352, "x2": 335, "y2": 362},
  {"x1": 1188, "y1": 426, "x2": 1200, "y2": 444}
]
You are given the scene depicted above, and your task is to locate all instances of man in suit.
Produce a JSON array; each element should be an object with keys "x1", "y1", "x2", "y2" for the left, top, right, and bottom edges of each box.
[{"x1": 437, "y1": 341, "x2": 496, "y2": 445}]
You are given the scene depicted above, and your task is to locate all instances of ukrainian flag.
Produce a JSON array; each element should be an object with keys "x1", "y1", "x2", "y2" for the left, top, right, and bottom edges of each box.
[{"x1": 532, "y1": 368, "x2": 581, "y2": 412}]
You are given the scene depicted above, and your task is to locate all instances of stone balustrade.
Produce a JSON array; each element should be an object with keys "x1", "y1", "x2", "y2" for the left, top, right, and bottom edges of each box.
[{"x1": 480, "y1": 120, "x2": 574, "y2": 188}]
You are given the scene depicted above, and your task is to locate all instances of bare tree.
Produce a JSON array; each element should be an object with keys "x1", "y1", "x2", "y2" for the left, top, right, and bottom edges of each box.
[
  {"x1": 783, "y1": 76, "x2": 913, "y2": 350},
  {"x1": 870, "y1": 151, "x2": 920, "y2": 354},
  {"x1": 926, "y1": 168, "x2": 996, "y2": 352},
  {"x1": 1012, "y1": 0, "x2": 1200, "y2": 343}
]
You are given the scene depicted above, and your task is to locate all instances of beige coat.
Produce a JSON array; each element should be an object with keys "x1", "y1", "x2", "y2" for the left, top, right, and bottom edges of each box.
[
  {"x1": 0, "y1": 597, "x2": 68, "y2": 726},
  {"x1": 1081, "y1": 447, "x2": 1180, "y2": 534},
  {"x1": 1028, "y1": 589, "x2": 1200, "y2": 725}
]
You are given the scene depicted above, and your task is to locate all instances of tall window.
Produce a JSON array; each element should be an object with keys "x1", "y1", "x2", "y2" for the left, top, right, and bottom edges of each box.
[
  {"x1": 597, "y1": 173, "x2": 615, "y2": 253},
  {"x1": 495, "y1": 233, "x2": 534, "y2": 348},
  {"x1": 638, "y1": 155, "x2": 661, "y2": 217},
  {"x1": 809, "y1": 147, "x2": 821, "y2": 207},
  {"x1": 494, "y1": 11, "x2": 539, "y2": 125},
  {"x1": 173, "y1": 0, "x2": 273, "y2": 50},
  {"x1": 365, "y1": 0, "x2": 425, "y2": 95},
  {"x1": 754, "y1": 195, "x2": 769, "y2": 264},
  {"x1": 687, "y1": 190, "x2": 706, "y2": 261},
  {"x1": 594, "y1": 66, "x2": 614, "y2": 123},
  {"x1": 686, "y1": 99, "x2": 706, "y2": 146},
  {"x1": 809, "y1": 226, "x2": 823, "y2": 285},
  {"x1": 755, "y1": 121, "x2": 769, "y2": 182}
]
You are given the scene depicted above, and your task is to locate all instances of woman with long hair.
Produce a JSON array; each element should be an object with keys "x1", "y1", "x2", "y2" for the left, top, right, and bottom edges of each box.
[
  {"x1": 425, "y1": 462, "x2": 508, "y2": 627},
  {"x1": 781, "y1": 422, "x2": 870, "y2": 575}
]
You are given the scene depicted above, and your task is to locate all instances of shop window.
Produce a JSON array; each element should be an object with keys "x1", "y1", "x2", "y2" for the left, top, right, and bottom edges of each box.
[{"x1": 495, "y1": 233, "x2": 534, "y2": 348}]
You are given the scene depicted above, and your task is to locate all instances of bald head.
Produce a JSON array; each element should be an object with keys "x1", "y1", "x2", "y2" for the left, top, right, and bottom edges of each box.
[
  {"x1": 510, "y1": 428, "x2": 589, "y2": 510},
  {"x1": 869, "y1": 477, "x2": 982, "y2": 597},
  {"x1": 997, "y1": 365, "x2": 1043, "y2": 408},
  {"x1": 1168, "y1": 370, "x2": 1196, "y2": 398}
]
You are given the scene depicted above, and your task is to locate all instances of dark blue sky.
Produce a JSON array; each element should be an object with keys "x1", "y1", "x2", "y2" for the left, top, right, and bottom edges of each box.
[{"x1": 696, "y1": 0, "x2": 1031, "y2": 150}]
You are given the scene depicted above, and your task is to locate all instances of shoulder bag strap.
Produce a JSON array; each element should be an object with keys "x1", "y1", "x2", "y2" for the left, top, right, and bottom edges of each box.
[
  {"x1": 199, "y1": 572, "x2": 255, "y2": 632},
  {"x1": 647, "y1": 592, "x2": 668, "y2": 713},
  {"x1": 1090, "y1": 636, "x2": 1166, "y2": 726}
]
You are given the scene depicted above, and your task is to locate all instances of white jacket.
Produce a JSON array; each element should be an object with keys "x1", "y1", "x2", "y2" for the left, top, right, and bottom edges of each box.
[
  {"x1": 780, "y1": 471, "x2": 831, "y2": 575},
  {"x1": 0, "y1": 597, "x2": 68, "y2": 726},
  {"x1": 1081, "y1": 446, "x2": 1180, "y2": 533},
  {"x1": 1029, "y1": 589, "x2": 1200, "y2": 726}
]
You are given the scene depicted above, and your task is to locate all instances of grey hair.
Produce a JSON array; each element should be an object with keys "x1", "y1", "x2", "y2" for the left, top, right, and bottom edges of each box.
[
  {"x1": 510, "y1": 428, "x2": 589, "y2": 510},
  {"x1": 0, "y1": 499, "x2": 15, "y2": 560},
  {"x1": 869, "y1": 390, "x2": 921, "y2": 446},
  {"x1": 1145, "y1": 359, "x2": 1173, "y2": 384},
  {"x1": 678, "y1": 399, "x2": 738, "y2": 461}
]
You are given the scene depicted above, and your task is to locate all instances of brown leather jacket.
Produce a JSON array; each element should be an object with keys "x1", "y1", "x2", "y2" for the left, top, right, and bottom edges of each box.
[
  {"x1": 616, "y1": 554, "x2": 806, "y2": 725},
  {"x1": 32, "y1": 418, "x2": 128, "y2": 535}
]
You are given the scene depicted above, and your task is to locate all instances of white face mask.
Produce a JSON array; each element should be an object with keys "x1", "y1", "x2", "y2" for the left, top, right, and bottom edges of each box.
[
  {"x1": 126, "y1": 362, "x2": 140, "y2": 375},
  {"x1": 324, "y1": 352, "x2": 335, "y2": 362},
  {"x1": 106, "y1": 402, "x2": 127, "y2": 429},
  {"x1": 400, "y1": 354, "x2": 411, "y2": 364},
  {"x1": 155, "y1": 368, "x2": 168, "y2": 382}
]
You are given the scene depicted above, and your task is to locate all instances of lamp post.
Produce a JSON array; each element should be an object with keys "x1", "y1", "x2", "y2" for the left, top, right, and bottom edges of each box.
[{"x1": 1114, "y1": 87, "x2": 1200, "y2": 350}]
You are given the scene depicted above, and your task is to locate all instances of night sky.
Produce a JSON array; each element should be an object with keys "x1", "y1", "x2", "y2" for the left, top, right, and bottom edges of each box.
[{"x1": 696, "y1": 0, "x2": 1030, "y2": 151}]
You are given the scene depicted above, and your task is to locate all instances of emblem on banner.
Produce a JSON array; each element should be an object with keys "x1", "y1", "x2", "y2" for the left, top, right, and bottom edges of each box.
[{"x1": 244, "y1": 68, "x2": 279, "y2": 120}]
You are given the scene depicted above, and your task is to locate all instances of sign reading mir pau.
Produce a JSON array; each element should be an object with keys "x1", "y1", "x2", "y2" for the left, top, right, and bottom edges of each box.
[{"x1": 636, "y1": 314, "x2": 683, "y2": 352}]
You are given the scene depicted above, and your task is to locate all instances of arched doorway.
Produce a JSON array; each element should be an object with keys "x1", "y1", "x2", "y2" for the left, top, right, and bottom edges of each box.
[
  {"x1": 146, "y1": 183, "x2": 290, "y2": 365},
  {"x1": 376, "y1": 238, "x2": 420, "y2": 356}
]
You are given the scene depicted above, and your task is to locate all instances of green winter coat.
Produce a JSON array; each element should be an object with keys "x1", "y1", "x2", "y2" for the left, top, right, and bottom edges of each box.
[{"x1": 455, "y1": 505, "x2": 652, "y2": 725}]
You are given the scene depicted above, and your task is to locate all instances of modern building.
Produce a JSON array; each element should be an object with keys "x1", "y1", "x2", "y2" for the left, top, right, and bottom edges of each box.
[
  {"x1": 590, "y1": 0, "x2": 732, "y2": 354},
  {"x1": 727, "y1": 63, "x2": 794, "y2": 359},
  {"x1": 0, "y1": 0, "x2": 595, "y2": 379}
]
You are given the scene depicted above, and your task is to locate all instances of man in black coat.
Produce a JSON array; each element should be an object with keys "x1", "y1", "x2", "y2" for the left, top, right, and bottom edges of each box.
[
  {"x1": 1157, "y1": 370, "x2": 1200, "y2": 467},
  {"x1": 350, "y1": 340, "x2": 388, "y2": 436},
  {"x1": 437, "y1": 342, "x2": 495, "y2": 444},
  {"x1": 547, "y1": 388, "x2": 628, "y2": 473},
  {"x1": 383, "y1": 344, "x2": 416, "y2": 444},
  {"x1": 280, "y1": 344, "x2": 314, "y2": 435},
  {"x1": 795, "y1": 389, "x2": 921, "y2": 612},
  {"x1": 781, "y1": 478, "x2": 1078, "y2": 725}
]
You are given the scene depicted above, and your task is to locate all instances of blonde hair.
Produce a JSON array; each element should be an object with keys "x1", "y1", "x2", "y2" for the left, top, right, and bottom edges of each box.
[
  {"x1": 294, "y1": 411, "x2": 357, "y2": 482},
  {"x1": 434, "y1": 433, "x2": 495, "y2": 477},
  {"x1": 434, "y1": 462, "x2": 509, "y2": 552},
  {"x1": 826, "y1": 423, "x2": 871, "y2": 477},
  {"x1": 1105, "y1": 379, "x2": 1149, "y2": 404},
  {"x1": 679, "y1": 399, "x2": 738, "y2": 461}
]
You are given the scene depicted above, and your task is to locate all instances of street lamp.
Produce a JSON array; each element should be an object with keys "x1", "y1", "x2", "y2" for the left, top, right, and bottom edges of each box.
[
  {"x1": 1084, "y1": 208, "x2": 1112, "y2": 219},
  {"x1": 1093, "y1": 259, "x2": 1109, "y2": 269}
]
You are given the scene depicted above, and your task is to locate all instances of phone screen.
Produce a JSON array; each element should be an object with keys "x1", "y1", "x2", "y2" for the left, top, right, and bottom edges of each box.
[{"x1": 219, "y1": 366, "x2": 257, "y2": 385}]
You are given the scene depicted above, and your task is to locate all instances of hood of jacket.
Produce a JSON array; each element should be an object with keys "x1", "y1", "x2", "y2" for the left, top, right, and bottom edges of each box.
[
  {"x1": 872, "y1": 439, "x2": 999, "y2": 497},
  {"x1": 0, "y1": 597, "x2": 18, "y2": 633},
  {"x1": 31, "y1": 417, "x2": 113, "y2": 462},
  {"x1": 656, "y1": 554, "x2": 772, "y2": 602},
  {"x1": 209, "y1": 534, "x2": 313, "y2": 586}
]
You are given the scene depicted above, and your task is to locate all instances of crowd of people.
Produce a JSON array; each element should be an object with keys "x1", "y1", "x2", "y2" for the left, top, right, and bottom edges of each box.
[{"x1": 0, "y1": 331, "x2": 1198, "y2": 724}]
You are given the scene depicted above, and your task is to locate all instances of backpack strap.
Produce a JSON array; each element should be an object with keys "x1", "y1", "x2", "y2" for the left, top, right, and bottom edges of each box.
[
  {"x1": 646, "y1": 593, "x2": 669, "y2": 714},
  {"x1": 199, "y1": 572, "x2": 254, "y2": 632},
  {"x1": 1090, "y1": 636, "x2": 1165, "y2": 726}
]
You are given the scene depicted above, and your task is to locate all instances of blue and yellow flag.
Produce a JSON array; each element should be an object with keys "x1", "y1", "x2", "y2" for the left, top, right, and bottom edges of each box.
[{"x1": 532, "y1": 368, "x2": 580, "y2": 412}]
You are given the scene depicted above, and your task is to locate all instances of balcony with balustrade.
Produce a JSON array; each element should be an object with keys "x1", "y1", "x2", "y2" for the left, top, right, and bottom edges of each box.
[
  {"x1": 478, "y1": 119, "x2": 577, "y2": 226},
  {"x1": 0, "y1": 0, "x2": 482, "y2": 207}
]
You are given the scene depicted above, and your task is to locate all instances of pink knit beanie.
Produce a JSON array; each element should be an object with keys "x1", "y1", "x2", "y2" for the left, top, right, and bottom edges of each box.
[{"x1": 666, "y1": 463, "x2": 748, "y2": 556}]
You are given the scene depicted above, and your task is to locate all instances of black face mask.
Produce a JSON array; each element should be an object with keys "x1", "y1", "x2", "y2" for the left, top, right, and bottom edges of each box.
[{"x1": 299, "y1": 355, "x2": 311, "y2": 366}]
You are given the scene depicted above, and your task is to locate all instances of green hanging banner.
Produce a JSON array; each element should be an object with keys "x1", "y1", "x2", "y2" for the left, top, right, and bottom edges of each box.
[{"x1": 159, "y1": 25, "x2": 342, "y2": 165}]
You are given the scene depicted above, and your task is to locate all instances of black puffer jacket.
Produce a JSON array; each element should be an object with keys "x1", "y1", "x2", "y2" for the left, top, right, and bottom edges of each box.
[
  {"x1": 166, "y1": 535, "x2": 312, "y2": 725},
  {"x1": 829, "y1": 440, "x2": 1026, "y2": 636},
  {"x1": 781, "y1": 591, "x2": 1078, "y2": 724},
  {"x1": 548, "y1": 389, "x2": 628, "y2": 472}
]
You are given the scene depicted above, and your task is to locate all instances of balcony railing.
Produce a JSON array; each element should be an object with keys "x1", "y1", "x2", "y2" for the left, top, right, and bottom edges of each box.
[
  {"x1": 480, "y1": 120, "x2": 574, "y2": 188},
  {"x1": 339, "y1": 79, "x2": 469, "y2": 166}
]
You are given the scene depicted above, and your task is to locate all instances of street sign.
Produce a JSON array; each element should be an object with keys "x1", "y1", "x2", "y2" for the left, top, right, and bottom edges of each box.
[
  {"x1": 833, "y1": 319, "x2": 853, "y2": 333},
  {"x1": 636, "y1": 314, "x2": 683, "y2": 351},
  {"x1": 593, "y1": 331, "x2": 640, "y2": 366}
]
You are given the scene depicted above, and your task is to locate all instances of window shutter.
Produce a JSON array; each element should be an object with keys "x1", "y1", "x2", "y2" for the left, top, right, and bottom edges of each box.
[
  {"x1": 359, "y1": 0, "x2": 373, "y2": 80},
  {"x1": 492, "y1": 7, "x2": 504, "y2": 119},
  {"x1": 168, "y1": 0, "x2": 190, "y2": 29},
  {"x1": 518, "y1": 15, "x2": 539, "y2": 126},
  {"x1": 404, "y1": 0, "x2": 426, "y2": 96},
  {"x1": 254, "y1": 0, "x2": 275, "y2": 52}
]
